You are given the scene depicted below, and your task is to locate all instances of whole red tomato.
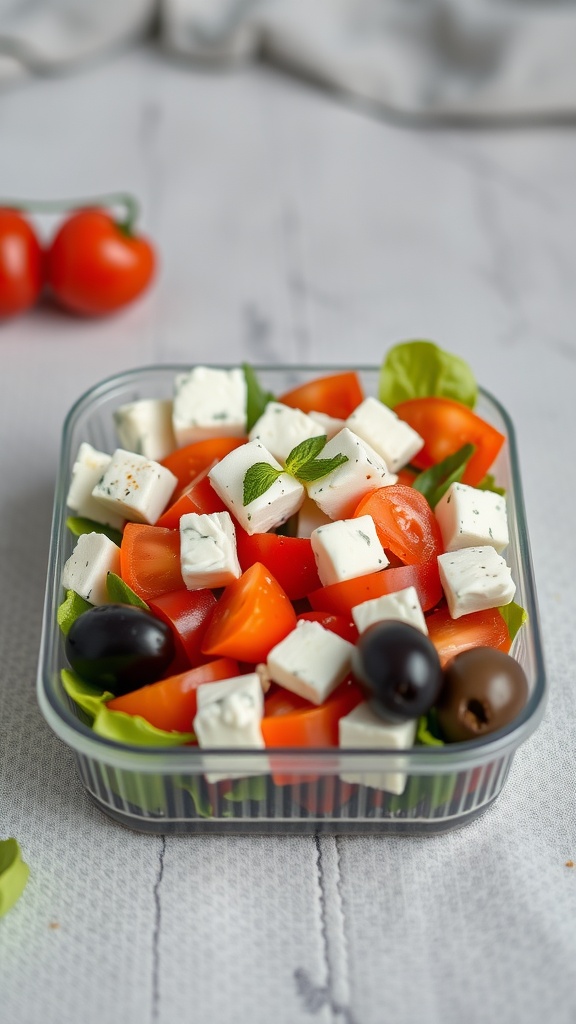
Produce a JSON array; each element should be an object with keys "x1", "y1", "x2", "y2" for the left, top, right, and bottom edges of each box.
[
  {"x1": 0, "y1": 209, "x2": 44, "y2": 318},
  {"x1": 46, "y1": 208, "x2": 155, "y2": 316}
]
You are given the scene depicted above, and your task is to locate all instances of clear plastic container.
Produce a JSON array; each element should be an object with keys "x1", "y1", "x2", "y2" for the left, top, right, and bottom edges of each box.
[{"x1": 36, "y1": 365, "x2": 547, "y2": 834}]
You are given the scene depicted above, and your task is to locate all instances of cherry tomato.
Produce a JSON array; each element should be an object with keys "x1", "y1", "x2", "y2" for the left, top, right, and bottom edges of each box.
[
  {"x1": 425, "y1": 603, "x2": 512, "y2": 668},
  {"x1": 235, "y1": 530, "x2": 321, "y2": 601},
  {"x1": 156, "y1": 465, "x2": 227, "y2": 529},
  {"x1": 0, "y1": 209, "x2": 43, "y2": 317},
  {"x1": 120, "y1": 524, "x2": 185, "y2": 602},
  {"x1": 354, "y1": 484, "x2": 444, "y2": 565},
  {"x1": 308, "y1": 560, "x2": 443, "y2": 617},
  {"x1": 279, "y1": 371, "x2": 364, "y2": 419},
  {"x1": 47, "y1": 208, "x2": 155, "y2": 316},
  {"x1": 147, "y1": 588, "x2": 218, "y2": 666}
]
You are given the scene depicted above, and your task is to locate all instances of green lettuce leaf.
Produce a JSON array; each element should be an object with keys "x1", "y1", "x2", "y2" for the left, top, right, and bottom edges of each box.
[
  {"x1": 477, "y1": 473, "x2": 506, "y2": 497},
  {"x1": 412, "y1": 444, "x2": 475, "y2": 509},
  {"x1": 61, "y1": 668, "x2": 115, "y2": 716},
  {"x1": 242, "y1": 363, "x2": 276, "y2": 431},
  {"x1": 57, "y1": 590, "x2": 92, "y2": 635},
  {"x1": 0, "y1": 838, "x2": 30, "y2": 918},
  {"x1": 66, "y1": 515, "x2": 123, "y2": 547},
  {"x1": 178, "y1": 778, "x2": 214, "y2": 818},
  {"x1": 106, "y1": 572, "x2": 149, "y2": 609},
  {"x1": 498, "y1": 602, "x2": 528, "y2": 643},
  {"x1": 379, "y1": 340, "x2": 478, "y2": 409},
  {"x1": 223, "y1": 776, "x2": 267, "y2": 803}
]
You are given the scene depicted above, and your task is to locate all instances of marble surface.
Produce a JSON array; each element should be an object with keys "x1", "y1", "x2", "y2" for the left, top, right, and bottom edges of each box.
[{"x1": 1, "y1": 46, "x2": 576, "y2": 1024}]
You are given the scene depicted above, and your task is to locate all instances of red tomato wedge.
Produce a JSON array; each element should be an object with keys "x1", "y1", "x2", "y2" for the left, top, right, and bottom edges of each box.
[
  {"x1": 426, "y1": 603, "x2": 511, "y2": 668},
  {"x1": 235, "y1": 531, "x2": 321, "y2": 601},
  {"x1": 262, "y1": 680, "x2": 363, "y2": 748},
  {"x1": 309, "y1": 561, "x2": 443, "y2": 618},
  {"x1": 354, "y1": 484, "x2": 443, "y2": 565},
  {"x1": 107, "y1": 658, "x2": 240, "y2": 732},
  {"x1": 156, "y1": 465, "x2": 226, "y2": 528},
  {"x1": 296, "y1": 610, "x2": 359, "y2": 644},
  {"x1": 394, "y1": 397, "x2": 505, "y2": 486},
  {"x1": 148, "y1": 589, "x2": 217, "y2": 666},
  {"x1": 201, "y1": 562, "x2": 297, "y2": 664},
  {"x1": 120, "y1": 524, "x2": 185, "y2": 602},
  {"x1": 279, "y1": 371, "x2": 364, "y2": 419},
  {"x1": 160, "y1": 437, "x2": 245, "y2": 494}
]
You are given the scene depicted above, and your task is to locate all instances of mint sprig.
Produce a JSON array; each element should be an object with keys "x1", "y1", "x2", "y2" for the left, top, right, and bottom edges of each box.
[
  {"x1": 242, "y1": 435, "x2": 349, "y2": 505},
  {"x1": 284, "y1": 435, "x2": 327, "y2": 475},
  {"x1": 243, "y1": 463, "x2": 282, "y2": 505},
  {"x1": 412, "y1": 443, "x2": 475, "y2": 509}
]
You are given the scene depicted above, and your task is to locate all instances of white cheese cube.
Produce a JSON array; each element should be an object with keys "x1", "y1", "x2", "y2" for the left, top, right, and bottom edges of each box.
[
  {"x1": 352, "y1": 586, "x2": 428, "y2": 635},
  {"x1": 339, "y1": 703, "x2": 417, "y2": 794},
  {"x1": 194, "y1": 673, "x2": 265, "y2": 782},
  {"x1": 296, "y1": 496, "x2": 332, "y2": 538},
  {"x1": 180, "y1": 511, "x2": 241, "y2": 590},
  {"x1": 435, "y1": 482, "x2": 509, "y2": 554},
  {"x1": 248, "y1": 402, "x2": 324, "y2": 463},
  {"x1": 267, "y1": 620, "x2": 355, "y2": 705},
  {"x1": 61, "y1": 532, "x2": 121, "y2": 606},
  {"x1": 437, "y1": 546, "x2": 516, "y2": 619},
  {"x1": 308, "y1": 410, "x2": 346, "y2": 440},
  {"x1": 113, "y1": 399, "x2": 176, "y2": 462},
  {"x1": 346, "y1": 396, "x2": 424, "y2": 473},
  {"x1": 66, "y1": 442, "x2": 125, "y2": 531},
  {"x1": 305, "y1": 428, "x2": 397, "y2": 520},
  {"x1": 311, "y1": 515, "x2": 388, "y2": 587},
  {"x1": 172, "y1": 366, "x2": 247, "y2": 447},
  {"x1": 208, "y1": 440, "x2": 305, "y2": 535},
  {"x1": 91, "y1": 449, "x2": 178, "y2": 526}
]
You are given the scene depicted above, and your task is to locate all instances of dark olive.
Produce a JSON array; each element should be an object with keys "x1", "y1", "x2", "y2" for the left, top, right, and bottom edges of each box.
[
  {"x1": 436, "y1": 646, "x2": 529, "y2": 742},
  {"x1": 65, "y1": 604, "x2": 175, "y2": 696},
  {"x1": 352, "y1": 620, "x2": 444, "y2": 723}
]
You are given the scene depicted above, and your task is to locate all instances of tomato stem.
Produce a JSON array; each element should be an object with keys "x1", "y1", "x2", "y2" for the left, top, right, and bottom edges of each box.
[{"x1": 0, "y1": 193, "x2": 141, "y2": 235}]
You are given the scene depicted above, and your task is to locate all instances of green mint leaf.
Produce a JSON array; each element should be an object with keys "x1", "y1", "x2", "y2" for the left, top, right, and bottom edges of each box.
[
  {"x1": 106, "y1": 572, "x2": 149, "y2": 609},
  {"x1": 412, "y1": 444, "x2": 475, "y2": 509},
  {"x1": 295, "y1": 453, "x2": 349, "y2": 482},
  {"x1": 243, "y1": 462, "x2": 282, "y2": 505},
  {"x1": 66, "y1": 515, "x2": 123, "y2": 546},
  {"x1": 379, "y1": 340, "x2": 478, "y2": 409},
  {"x1": 498, "y1": 602, "x2": 528, "y2": 644},
  {"x1": 57, "y1": 589, "x2": 92, "y2": 635},
  {"x1": 242, "y1": 363, "x2": 276, "y2": 431},
  {"x1": 284, "y1": 435, "x2": 327, "y2": 475},
  {"x1": 0, "y1": 838, "x2": 30, "y2": 918},
  {"x1": 477, "y1": 473, "x2": 506, "y2": 497}
]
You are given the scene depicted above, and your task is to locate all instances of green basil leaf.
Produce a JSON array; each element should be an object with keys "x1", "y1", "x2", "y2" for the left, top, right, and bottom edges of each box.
[
  {"x1": 66, "y1": 515, "x2": 123, "y2": 547},
  {"x1": 242, "y1": 363, "x2": 276, "y2": 432},
  {"x1": 61, "y1": 669, "x2": 115, "y2": 718},
  {"x1": 412, "y1": 443, "x2": 475, "y2": 509},
  {"x1": 295, "y1": 453, "x2": 349, "y2": 482},
  {"x1": 92, "y1": 705, "x2": 195, "y2": 747},
  {"x1": 106, "y1": 572, "x2": 149, "y2": 609},
  {"x1": 477, "y1": 473, "x2": 506, "y2": 497},
  {"x1": 57, "y1": 589, "x2": 92, "y2": 635},
  {"x1": 498, "y1": 602, "x2": 528, "y2": 643},
  {"x1": 284, "y1": 435, "x2": 327, "y2": 475},
  {"x1": 379, "y1": 340, "x2": 478, "y2": 409},
  {"x1": 0, "y1": 838, "x2": 30, "y2": 918},
  {"x1": 243, "y1": 462, "x2": 282, "y2": 505}
]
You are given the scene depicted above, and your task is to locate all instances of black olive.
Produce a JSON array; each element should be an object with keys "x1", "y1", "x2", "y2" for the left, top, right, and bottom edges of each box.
[
  {"x1": 65, "y1": 604, "x2": 175, "y2": 696},
  {"x1": 436, "y1": 646, "x2": 529, "y2": 742},
  {"x1": 352, "y1": 620, "x2": 444, "y2": 723}
]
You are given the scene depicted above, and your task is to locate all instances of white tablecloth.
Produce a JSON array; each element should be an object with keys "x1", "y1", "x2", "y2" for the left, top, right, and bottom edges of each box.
[{"x1": 1, "y1": 48, "x2": 575, "y2": 1024}]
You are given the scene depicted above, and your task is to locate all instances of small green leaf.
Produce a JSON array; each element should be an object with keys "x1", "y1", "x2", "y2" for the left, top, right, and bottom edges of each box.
[
  {"x1": 178, "y1": 778, "x2": 213, "y2": 818},
  {"x1": 412, "y1": 444, "x2": 475, "y2": 509},
  {"x1": 285, "y1": 435, "x2": 327, "y2": 475},
  {"x1": 223, "y1": 775, "x2": 267, "y2": 803},
  {"x1": 242, "y1": 363, "x2": 276, "y2": 431},
  {"x1": 106, "y1": 572, "x2": 149, "y2": 609},
  {"x1": 379, "y1": 340, "x2": 478, "y2": 409},
  {"x1": 57, "y1": 589, "x2": 92, "y2": 635},
  {"x1": 477, "y1": 473, "x2": 506, "y2": 497},
  {"x1": 243, "y1": 462, "x2": 282, "y2": 505},
  {"x1": 66, "y1": 515, "x2": 123, "y2": 546},
  {"x1": 0, "y1": 838, "x2": 30, "y2": 918},
  {"x1": 416, "y1": 710, "x2": 445, "y2": 747},
  {"x1": 498, "y1": 601, "x2": 528, "y2": 643},
  {"x1": 92, "y1": 705, "x2": 195, "y2": 747},
  {"x1": 61, "y1": 669, "x2": 115, "y2": 718},
  {"x1": 295, "y1": 453, "x2": 349, "y2": 482}
]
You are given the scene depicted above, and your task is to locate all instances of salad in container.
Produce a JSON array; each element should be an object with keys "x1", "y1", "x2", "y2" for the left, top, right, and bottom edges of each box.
[{"x1": 36, "y1": 342, "x2": 546, "y2": 834}]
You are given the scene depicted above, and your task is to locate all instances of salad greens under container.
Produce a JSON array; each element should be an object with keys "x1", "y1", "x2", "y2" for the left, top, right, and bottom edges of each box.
[{"x1": 37, "y1": 365, "x2": 547, "y2": 835}]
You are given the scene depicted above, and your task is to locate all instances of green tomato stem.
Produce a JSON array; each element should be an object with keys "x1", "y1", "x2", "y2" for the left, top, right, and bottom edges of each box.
[{"x1": 0, "y1": 192, "x2": 140, "y2": 235}]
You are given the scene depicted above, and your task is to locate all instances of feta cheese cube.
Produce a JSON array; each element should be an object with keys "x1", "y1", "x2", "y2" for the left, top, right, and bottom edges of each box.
[
  {"x1": 113, "y1": 399, "x2": 176, "y2": 461},
  {"x1": 435, "y1": 482, "x2": 509, "y2": 554},
  {"x1": 311, "y1": 515, "x2": 388, "y2": 587},
  {"x1": 172, "y1": 367, "x2": 247, "y2": 447},
  {"x1": 305, "y1": 428, "x2": 397, "y2": 520},
  {"x1": 346, "y1": 396, "x2": 424, "y2": 472},
  {"x1": 296, "y1": 496, "x2": 332, "y2": 538},
  {"x1": 339, "y1": 702, "x2": 417, "y2": 795},
  {"x1": 307, "y1": 410, "x2": 346, "y2": 440},
  {"x1": 437, "y1": 546, "x2": 516, "y2": 619},
  {"x1": 180, "y1": 511, "x2": 241, "y2": 590},
  {"x1": 352, "y1": 586, "x2": 428, "y2": 635},
  {"x1": 267, "y1": 620, "x2": 355, "y2": 705},
  {"x1": 91, "y1": 449, "x2": 178, "y2": 526},
  {"x1": 248, "y1": 401, "x2": 324, "y2": 463},
  {"x1": 66, "y1": 442, "x2": 125, "y2": 531},
  {"x1": 194, "y1": 673, "x2": 265, "y2": 782},
  {"x1": 61, "y1": 532, "x2": 121, "y2": 606},
  {"x1": 208, "y1": 440, "x2": 305, "y2": 535}
]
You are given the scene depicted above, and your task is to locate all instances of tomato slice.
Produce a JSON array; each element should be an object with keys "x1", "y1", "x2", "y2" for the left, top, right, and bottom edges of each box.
[
  {"x1": 160, "y1": 437, "x2": 245, "y2": 493},
  {"x1": 394, "y1": 397, "x2": 505, "y2": 486},
  {"x1": 308, "y1": 561, "x2": 443, "y2": 617},
  {"x1": 235, "y1": 531, "x2": 320, "y2": 601},
  {"x1": 426, "y1": 602, "x2": 511, "y2": 667},
  {"x1": 156, "y1": 465, "x2": 226, "y2": 528},
  {"x1": 148, "y1": 589, "x2": 217, "y2": 666},
  {"x1": 279, "y1": 371, "x2": 364, "y2": 419},
  {"x1": 201, "y1": 562, "x2": 297, "y2": 664},
  {"x1": 107, "y1": 657, "x2": 240, "y2": 732},
  {"x1": 354, "y1": 484, "x2": 443, "y2": 565},
  {"x1": 120, "y1": 523, "x2": 185, "y2": 602},
  {"x1": 262, "y1": 679, "x2": 363, "y2": 748},
  {"x1": 296, "y1": 610, "x2": 359, "y2": 644}
]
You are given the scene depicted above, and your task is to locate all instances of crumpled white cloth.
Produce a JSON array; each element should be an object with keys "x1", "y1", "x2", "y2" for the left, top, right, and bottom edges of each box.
[{"x1": 2, "y1": 0, "x2": 576, "y2": 119}]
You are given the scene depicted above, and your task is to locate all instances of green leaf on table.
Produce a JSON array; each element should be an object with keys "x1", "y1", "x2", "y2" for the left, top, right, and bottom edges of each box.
[
  {"x1": 66, "y1": 515, "x2": 123, "y2": 547},
  {"x1": 242, "y1": 363, "x2": 276, "y2": 432},
  {"x1": 477, "y1": 473, "x2": 506, "y2": 497},
  {"x1": 243, "y1": 462, "x2": 282, "y2": 505},
  {"x1": 412, "y1": 444, "x2": 475, "y2": 509},
  {"x1": 61, "y1": 669, "x2": 115, "y2": 719},
  {"x1": 0, "y1": 838, "x2": 30, "y2": 918},
  {"x1": 106, "y1": 572, "x2": 149, "y2": 609},
  {"x1": 379, "y1": 340, "x2": 478, "y2": 409},
  {"x1": 92, "y1": 705, "x2": 195, "y2": 747},
  {"x1": 294, "y1": 454, "x2": 348, "y2": 482},
  {"x1": 284, "y1": 435, "x2": 328, "y2": 476},
  {"x1": 498, "y1": 601, "x2": 528, "y2": 644},
  {"x1": 57, "y1": 589, "x2": 92, "y2": 635}
]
